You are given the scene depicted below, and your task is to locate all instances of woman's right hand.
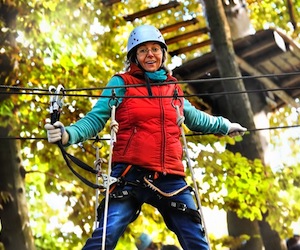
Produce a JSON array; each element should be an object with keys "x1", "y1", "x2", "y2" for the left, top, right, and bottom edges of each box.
[{"x1": 44, "y1": 121, "x2": 69, "y2": 145}]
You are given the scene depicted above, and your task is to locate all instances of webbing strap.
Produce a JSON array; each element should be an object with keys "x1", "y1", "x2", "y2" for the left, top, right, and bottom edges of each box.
[
  {"x1": 109, "y1": 164, "x2": 133, "y2": 193},
  {"x1": 169, "y1": 201, "x2": 202, "y2": 225},
  {"x1": 57, "y1": 142, "x2": 105, "y2": 189}
]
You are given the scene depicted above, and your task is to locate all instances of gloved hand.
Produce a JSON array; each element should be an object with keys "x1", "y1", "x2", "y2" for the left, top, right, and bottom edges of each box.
[
  {"x1": 44, "y1": 121, "x2": 69, "y2": 145},
  {"x1": 228, "y1": 123, "x2": 247, "y2": 137}
]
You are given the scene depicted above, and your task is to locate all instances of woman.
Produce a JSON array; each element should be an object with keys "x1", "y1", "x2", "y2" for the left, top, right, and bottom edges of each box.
[{"x1": 45, "y1": 24, "x2": 246, "y2": 250}]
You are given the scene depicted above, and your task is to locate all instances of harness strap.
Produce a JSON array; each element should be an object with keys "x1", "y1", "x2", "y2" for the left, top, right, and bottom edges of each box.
[
  {"x1": 143, "y1": 176, "x2": 190, "y2": 198},
  {"x1": 57, "y1": 141, "x2": 105, "y2": 189},
  {"x1": 169, "y1": 201, "x2": 203, "y2": 225},
  {"x1": 109, "y1": 164, "x2": 133, "y2": 193},
  {"x1": 110, "y1": 190, "x2": 130, "y2": 199}
]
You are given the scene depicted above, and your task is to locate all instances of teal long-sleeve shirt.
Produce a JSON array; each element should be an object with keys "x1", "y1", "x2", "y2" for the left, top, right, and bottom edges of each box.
[{"x1": 65, "y1": 76, "x2": 231, "y2": 145}]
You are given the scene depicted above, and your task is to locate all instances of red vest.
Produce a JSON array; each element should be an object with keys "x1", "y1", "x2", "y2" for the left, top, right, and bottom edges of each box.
[{"x1": 112, "y1": 65, "x2": 185, "y2": 176}]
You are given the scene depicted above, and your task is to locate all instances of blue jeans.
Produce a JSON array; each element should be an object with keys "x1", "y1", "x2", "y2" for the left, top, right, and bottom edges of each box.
[{"x1": 82, "y1": 164, "x2": 209, "y2": 250}]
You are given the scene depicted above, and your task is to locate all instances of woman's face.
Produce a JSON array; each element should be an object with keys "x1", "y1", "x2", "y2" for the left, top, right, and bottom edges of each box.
[{"x1": 136, "y1": 42, "x2": 163, "y2": 72}]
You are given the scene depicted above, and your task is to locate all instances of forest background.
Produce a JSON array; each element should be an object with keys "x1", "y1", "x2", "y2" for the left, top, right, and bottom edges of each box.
[{"x1": 0, "y1": 0, "x2": 300, "y2": 249}]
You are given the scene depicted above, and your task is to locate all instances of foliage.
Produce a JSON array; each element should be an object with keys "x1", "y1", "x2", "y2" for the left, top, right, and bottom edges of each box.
[
  {"x1": 0, "y1": 0, "x2": 300, "y2": 249},
  {"x1": 247, "y1": 0, "x2": 300, "y2": 40},
  {"x1": 210, "y1": 234, "x2": 251, "y2": 250},
  {"x1": 266, "y1": 105, "x2": 300, "y2": 236},
  {"x1": 187, "y1": 132, "x2": 300, "y2": 239}
]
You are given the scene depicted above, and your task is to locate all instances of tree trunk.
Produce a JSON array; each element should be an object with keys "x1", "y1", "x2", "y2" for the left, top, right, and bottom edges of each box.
[
  {"x1": 0, "y1": 128, "x2": 36, "y2": 250},
  {"x1": 0, "y1": 2, "x2": 36, "y2": 250},
  {"x1": 221, "y1": 1, "x2": 285, "y2": 250},
  {"x1": 258, "y1": 215, "x2": 287, "y2": 250},
  {"x1": 227, "y1": 211, "x2": 261, "y2": 250},
  {"x1": 222, "y1": 0, "x2": 253, "y2": 40},
  {"x1": 202, "y1": 0, "x2": 264, "y2": 249}
]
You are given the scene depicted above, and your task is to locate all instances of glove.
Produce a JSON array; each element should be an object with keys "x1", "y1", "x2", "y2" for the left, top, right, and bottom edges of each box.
[
  {"x1": 44, "y1": 121, "x2": 69, "y2": 145},
  {"x1": 228, "y1": 123, "x2": 247, "y2": 137}
]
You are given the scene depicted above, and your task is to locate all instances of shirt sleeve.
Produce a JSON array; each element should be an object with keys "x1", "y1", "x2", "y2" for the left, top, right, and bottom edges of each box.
[
  {"x1": 183, "y1": 98, "x2": 231, "y2": 135},
  {"x1": 65, "y1": 76, "x2": 125, "y2": 145}
]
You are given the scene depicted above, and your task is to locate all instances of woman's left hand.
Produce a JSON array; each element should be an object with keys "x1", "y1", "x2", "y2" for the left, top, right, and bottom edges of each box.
[{"x1": 228, "y1": 123, "x2": 247, "y2": 137}]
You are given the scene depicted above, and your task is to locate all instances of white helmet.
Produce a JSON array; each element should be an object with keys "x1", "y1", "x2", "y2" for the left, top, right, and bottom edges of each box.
[{"x1": 127, "y1": 25, "x2": 167, "y2": 55}]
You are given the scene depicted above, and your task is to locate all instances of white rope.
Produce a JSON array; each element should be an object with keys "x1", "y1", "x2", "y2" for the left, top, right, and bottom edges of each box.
[
  {"x1": 94, "y1": 144, "x2": 100, "y2": 230},
  {"x1": 174, "y1": 104, "x2": 212, "y2": 250},
  {"x1": 101, "y1": 105, "x2": 118, "y2": 250}
]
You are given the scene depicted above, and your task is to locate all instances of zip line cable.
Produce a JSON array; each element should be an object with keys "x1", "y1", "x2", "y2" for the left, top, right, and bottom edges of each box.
[
  {"x1": 0, "y1": 71, "x2": 299, "y2": 140},
  {"x1": 1, "y1": 124, "x2": 300, "y2": 141},
  {"x1": 1, "y1": 71, "x2": 299, "y2": 92},
  {"x1": 0, "y1": 71, "x2": 300, "y2": 98},
  {"x1": 1, "y1": 85, "x2": 300, "y2": 99}
]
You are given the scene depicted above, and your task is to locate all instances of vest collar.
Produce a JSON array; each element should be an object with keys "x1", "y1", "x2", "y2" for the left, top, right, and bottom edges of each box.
[{"x1": 128, "y1": 63, "x2": 167, "y2": 82}]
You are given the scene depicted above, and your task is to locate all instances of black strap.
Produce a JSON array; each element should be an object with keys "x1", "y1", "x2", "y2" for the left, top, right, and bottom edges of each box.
[
  {"x1": 51, "y1": 110, "x2": 104, "y2": 189},
  {"x1": 144, "y1": 74, "x2": 153, "y2": 96},
  {"x1": 169, "y1": 200, "x2": 202, "y2": 224},
  {"x1": 57, "y1": 142, "x2": 104, "y2": 189}
]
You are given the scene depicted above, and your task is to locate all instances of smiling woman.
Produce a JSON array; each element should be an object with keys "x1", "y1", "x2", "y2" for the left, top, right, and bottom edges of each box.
[
  {"x1": 1, "y1": 0, "x2": 298, "y2": 249},
  {"x1": 44, "y1": 24, "x2": 246, "y2": 250}
]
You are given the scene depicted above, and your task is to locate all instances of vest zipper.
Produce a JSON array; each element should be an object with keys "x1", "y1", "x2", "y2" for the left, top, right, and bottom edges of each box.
[
  {"x1": 123, "y1": 127, "x2": 137, "y2": 155},
  {"x1": 159, "y1": 87, "x2": 167, "y2": 175}
]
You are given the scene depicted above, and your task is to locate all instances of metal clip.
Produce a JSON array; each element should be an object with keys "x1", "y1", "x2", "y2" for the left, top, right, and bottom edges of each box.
[
  {"x1": 101, "y1": 174, "x2": 118, "y2": 188},
  {"x1": 49, "y1": 84, "x2": 65, "y2": 112},
  {"x1": 49, "y1": 84, "x2": 65, "y2": 124},
  {"x1": 171, "y1": 88, "x2": 182, "y2": 108},
  {"x1": 108, "y1": 89, "x2": 119, "y2": 108}
]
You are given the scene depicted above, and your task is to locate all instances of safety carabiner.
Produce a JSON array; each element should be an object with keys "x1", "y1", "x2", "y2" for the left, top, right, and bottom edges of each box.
[
  {"x1": 171, "y1": 88, "x2": 183, "y2": 109},
  {"x1": 49, "y1": 84, "x2": 65, "y2": 124},
  {"x1": 108, "y1": 89, "x2": 119, "y2": 109}
]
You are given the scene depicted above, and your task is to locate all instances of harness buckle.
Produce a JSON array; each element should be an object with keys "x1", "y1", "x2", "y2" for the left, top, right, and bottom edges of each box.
[
  {"x1": 110, "y1": 190, "x2": 129, "y2": 199},
  {"x1": 170, "y1": 201, "x2": 187, "y2": 211}
]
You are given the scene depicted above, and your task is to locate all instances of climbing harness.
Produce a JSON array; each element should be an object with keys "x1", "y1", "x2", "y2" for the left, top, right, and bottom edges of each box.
[{"x1": 172, "y1": 88, "x2": 212, "y2": 250}]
